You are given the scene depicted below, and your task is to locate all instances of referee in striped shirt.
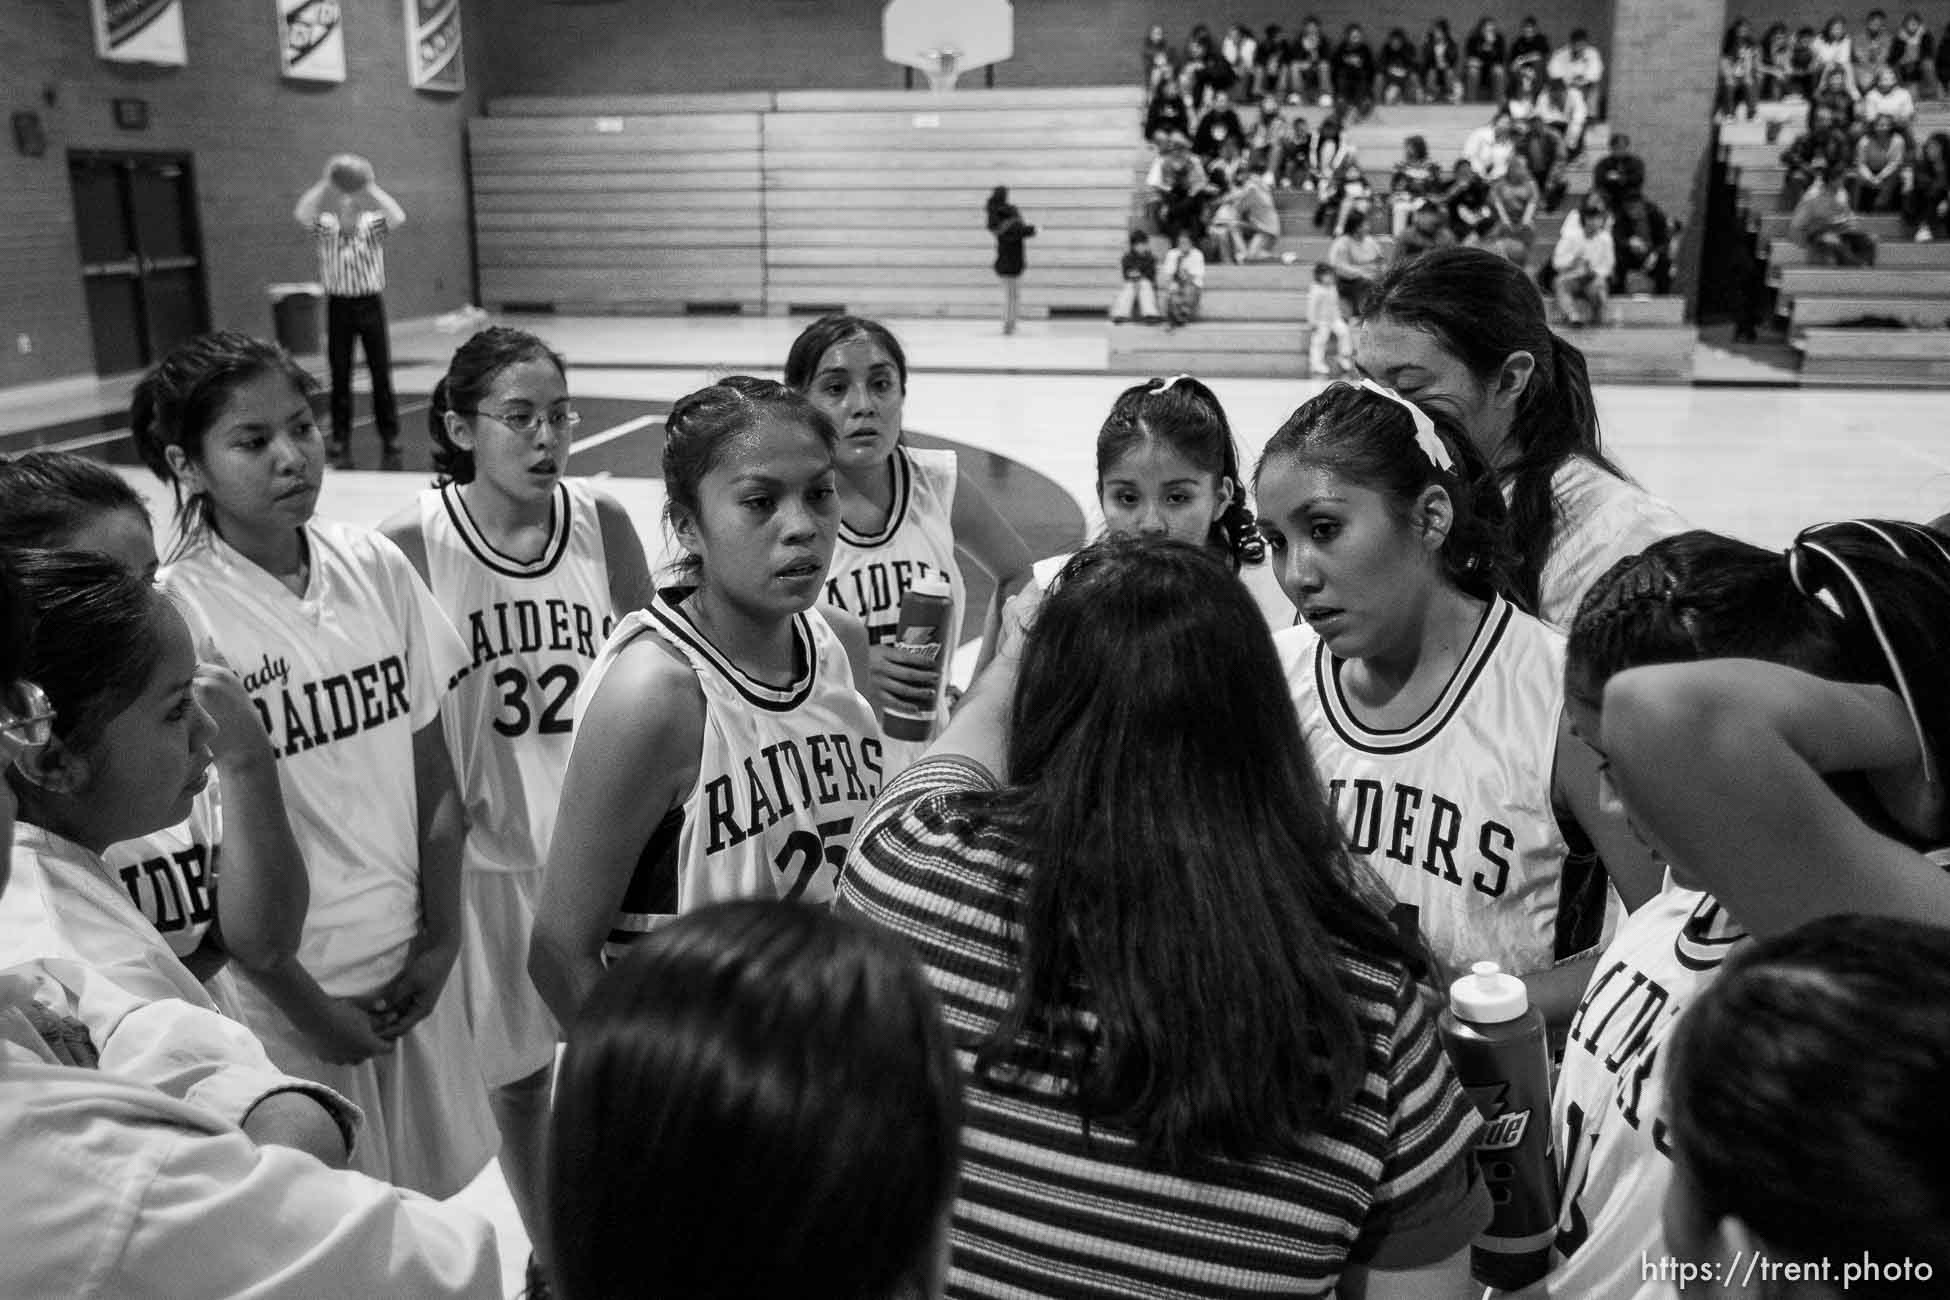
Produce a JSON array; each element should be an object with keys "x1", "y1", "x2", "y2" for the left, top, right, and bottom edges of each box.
[{"x1": 294, "y1": 155, "x2": 406, "y2": 471}]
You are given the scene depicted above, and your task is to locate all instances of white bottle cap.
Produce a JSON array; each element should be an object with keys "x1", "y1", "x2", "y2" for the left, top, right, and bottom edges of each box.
[
  {"x1": 909, "y1": 575, "x2": 952, "y2": 600},
  {"x1": 1448, "y1": 960, "x2": 1530, "y2": 1024}
]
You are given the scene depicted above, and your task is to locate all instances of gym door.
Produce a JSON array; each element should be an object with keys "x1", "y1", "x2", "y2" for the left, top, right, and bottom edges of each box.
[{"x1": 69, "y1": 151, "x2": 210, "y2": 376}]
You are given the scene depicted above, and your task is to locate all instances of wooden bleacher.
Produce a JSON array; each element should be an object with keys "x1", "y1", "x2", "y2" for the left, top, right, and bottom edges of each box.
[
  {"x1": 1114, "y1": 104, "x2": 1690, "y2": 383},
  {"x1": 469, "y1": 87, "x2": 1141, "y2": 318},
  {"x1": 1718, "y1": 103, "x2": 1950, "y2": 386}
]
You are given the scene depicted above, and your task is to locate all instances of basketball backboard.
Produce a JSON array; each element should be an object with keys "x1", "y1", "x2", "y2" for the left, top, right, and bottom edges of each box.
[{"x1": 883, "y1": 0, "x2": 1013, "y2": 91}]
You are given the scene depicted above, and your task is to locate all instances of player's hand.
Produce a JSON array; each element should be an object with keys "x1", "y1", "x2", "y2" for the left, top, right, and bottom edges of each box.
[
  {"x1": 194, "y1": 661, "x2": 275, "y2": 769},
  {"x1": 358, "y1": 933, "x2": 459, "y2": 1041},
  {"x1": 996, "y1": 582, "x2": 1045, "y2": 665},
  {"x1": 870, "y1": 642, "x2": 943, "y2": 714},
  {"x1": 299, "y1": 996, "x2": 395, "y2": 1065},
  {"x1": 20, "y1": 999, "x2": 99, "y2": 1069}
]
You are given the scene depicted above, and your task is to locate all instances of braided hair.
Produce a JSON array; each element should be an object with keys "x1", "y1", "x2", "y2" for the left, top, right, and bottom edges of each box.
[{"x1": 1096, "y1": 375, "x2": 1264, "y2": 571}]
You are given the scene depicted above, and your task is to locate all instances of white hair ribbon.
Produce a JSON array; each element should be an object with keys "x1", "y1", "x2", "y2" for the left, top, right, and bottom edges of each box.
[
  {"x1": 1151, "y1": 374, "x2": 1197, "y2": 393},
  {"x1": 1347, "y1": 379, "x2": 1454, "y2": 474}
]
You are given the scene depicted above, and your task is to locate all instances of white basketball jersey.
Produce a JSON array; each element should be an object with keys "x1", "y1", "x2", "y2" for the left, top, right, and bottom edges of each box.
[
  {"x1": 1535, "y1": 879, "x2": 1747, "y2": 1300},
  {"x1": 420, "y1": 480, "x2": 615, "y2": 875},
  {"x1": 162, "y1": 519, "x2": 467, "y2": 996},
  {"x1": 1278, "y1": 596, "x2": 1601, "y2": 978},
  {"x1": 580, "y1": 592, "x2": 884, "y2": 962},
  {"x1": 100, "y1": 784, "x2": 221, "y2": 963},
  {"x1": 822, "y1": 446, "x2": 960, "y2": 770}
]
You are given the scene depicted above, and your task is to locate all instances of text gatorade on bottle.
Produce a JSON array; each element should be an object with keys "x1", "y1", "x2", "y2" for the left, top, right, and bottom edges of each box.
[
  {"x1": 1438, "y1": 960, "x2": 1559, "y2": 1289},
  {"x1": 880, "y1": 575, "x2": 953, "y2": 742}
]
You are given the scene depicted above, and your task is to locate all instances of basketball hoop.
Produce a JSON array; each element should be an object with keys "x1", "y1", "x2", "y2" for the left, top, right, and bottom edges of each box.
[{"x1": 919, "y1": 46, "x2": 961, "y2": 93}]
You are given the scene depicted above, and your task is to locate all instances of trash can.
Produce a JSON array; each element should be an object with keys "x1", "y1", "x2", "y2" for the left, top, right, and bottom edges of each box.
[{"x1": 268, "y1": 282, "x2": 324, "y2": 356}]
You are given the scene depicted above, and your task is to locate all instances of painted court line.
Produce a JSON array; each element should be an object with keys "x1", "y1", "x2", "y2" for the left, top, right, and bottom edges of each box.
[{"x1": 575, "y1": 413, "x2": 661, "y2": 454}]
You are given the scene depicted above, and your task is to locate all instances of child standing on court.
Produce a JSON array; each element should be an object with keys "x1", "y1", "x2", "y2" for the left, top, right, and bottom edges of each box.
[{"x1": 1306, "y1": 262, "x2": 1354, "y2": 376}]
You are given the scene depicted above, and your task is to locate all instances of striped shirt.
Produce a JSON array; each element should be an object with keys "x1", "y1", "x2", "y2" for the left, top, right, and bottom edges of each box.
[
  {"x1": 313, "y1": 211, "x2": 388, "y2": 296},
  {"x1": 839, "y1": 757, "x2": 1490, "y2": 1298}
]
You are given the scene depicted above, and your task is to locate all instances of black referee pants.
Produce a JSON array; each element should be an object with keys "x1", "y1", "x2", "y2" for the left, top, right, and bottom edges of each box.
[{"x1": 326, "y1": 292, "x2": 399, "y2": 450}]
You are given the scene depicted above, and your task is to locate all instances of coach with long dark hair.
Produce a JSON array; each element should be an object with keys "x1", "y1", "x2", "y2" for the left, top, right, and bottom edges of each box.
[{"x1": 840, "y1": 535, "x2": 1490, "y2": 1297}]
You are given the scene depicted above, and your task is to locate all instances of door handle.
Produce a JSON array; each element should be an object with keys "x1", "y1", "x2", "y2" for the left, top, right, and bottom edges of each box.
[{"x1": 82, "y1": 259, "x2": 141, "y2": 277}]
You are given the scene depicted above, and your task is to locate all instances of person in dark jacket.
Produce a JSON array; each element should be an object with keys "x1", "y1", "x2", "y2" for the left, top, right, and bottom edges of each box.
[{"x1": 987, "y1": 187, "x2": 1038, "y2": 335}]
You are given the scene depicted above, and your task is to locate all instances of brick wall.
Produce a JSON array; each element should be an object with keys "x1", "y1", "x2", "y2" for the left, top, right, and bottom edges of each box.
[{"x1": 1, "y1": 0, "x2": 482, "y2": 388}]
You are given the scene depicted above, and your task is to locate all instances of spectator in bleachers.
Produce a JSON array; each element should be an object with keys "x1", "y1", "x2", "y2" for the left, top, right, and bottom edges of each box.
[
  {"x1": 1161, "y1": 231, "x2": 1206, "y2": 329},
  {"x1": 1782, "y1": 103, "x2": 1852, "y2": 206},
  {"x1": 1142, "y1": 24, "x2": 1173, "y2": 81},
  {"x1": 1611, "y1": 192, "x2": 1675, "y2": 293},
  {"x1": 1516, "y1": 118, "x2": 1571, "y2": 211},
  {"x1": 1247, "y1": 97, "x2": 1296, "y2": 187},
  {"x1": 1287, "y1": 18, "x2": 1330, "y2": 105},
  {"x1": 1718, "y1": 18, "x2": 1763, "y2": 122},
  {"x1": 1319, "y1": 152, "x2": 1376, "y2": 236},
  {"x1": 1790, "y1": 165, "x2": 1879, "y2": 264},
  {"x1": 1464, "y1": 110, "x2": 1518, "y2": 180},
  {"x1": 1891, "y1": 11, "x2": 1938, "y2": 98},
  {"x1": 1306, "y1": 262, "x2": 1355, "y2": 374},
  {"x1": 1396, "y1": 197, "x2": 1459, "y2": 259},
  {"x1": 1813, "y1": 63, "x2": 1861, "y2": 131},
  {"x1": 1445, "y1": 158, "x2": 1498, "y2": 242},
  {"x1": 1854, "y1": 8, "x2": 1894, "y2": 91},
  {"x1": 1221, "y1": 169, "x2": 1280, "y2": 263},
  {"x1": 1277, "y1": 113, "x2": 1315, "y2": 188},
  {"x1": 1908, "y1": 131, "x2": 1950, "y2": 239},
  {"x1": 1850, "y1": 113, "x2": 1910, "y2": 212},
  {"x1": 1548, "y1": 27, "x2": 1607, "y2": 119},
  {"x1": 1788, "y1": 25, "x2": 1823, "y2": 98},
  {"x1": 1222, "y1": 24, "x2": 1258, "y2": 93},
  {"x1": 1509, "y1": 15, "x2": 1552, "y2": 82},
  {"x1": 1593, "y1": 132, "x2": 1647, "y2": 209},
  {"x1": 1145, "y1": 80, "x2": 1191, "y2": 142},
  {"x1": 1938, "y1": 17, "x2": 1950, "y2": 92},
  {"x1": 1147, "y1": 134, "x2": 1207, "y2": 241},
  {"x1": 1863, "y1": 65, "x2": 1917, "y2": 131},
  {"x1": 1253, "y1": 25, "x2": 1288, "y2": 99},
  {"x1": 1110, "y1": 230, "x2": 1162, "y2": 323},
  {"x1": 1488, "y1": 153, "x2": 1542, "y2": 263},
  {"x1": 1505, "y1": 63, "x2": 1546, "y2": 128},
  {"x1": 1757, "y1": 22, "x2": 1795, "y2": 100},
  {"x1": 1180, "y1": 27, "x2": 1223, "y2": 110},
  {"x1": 1538, "y1": 76, "x2": 1592, "y2": 155},
  {"x1": 1328, "y1": 206, "x2": 1385, "y2": 318},
  {"x1": 1378, "y1": 29, "x2": 1422, "y2": 105},
  {"x1": 1390, "y1": 135, "x2": 1445, "y2": 233},
  {"x1": 1424, "y1": 19, "x2": 1463, "y2": 103},
  {"x1": 1191, "y1": 89, "x2": 1245, "y2": 159},
  {"x1": 1309, "y1": 116, "x2": 1355, "y2": 198},
  {"x1": 1465, "y1": 17, "x2": 1509, "y2": 104},
  {"x1": 1553, "y1": 202, "x2": 1616, "y2": 325},
  {"x1": 1812, "y1": 15, "x2": 1860, "y2": 95},
  {"x1": 1332, "y1": 24, "x2": 1378, "y2": 118}
]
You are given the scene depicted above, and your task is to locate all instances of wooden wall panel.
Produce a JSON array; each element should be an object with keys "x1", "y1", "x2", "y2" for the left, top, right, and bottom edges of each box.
[{"x1": 2, "y1": 0, "x2": 483, "y2": 389}]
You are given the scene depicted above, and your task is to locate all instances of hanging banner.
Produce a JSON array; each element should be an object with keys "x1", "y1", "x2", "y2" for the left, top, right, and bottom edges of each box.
[
  {"x1": 92, "y1": 0, "x2": 188, "y2": 66},
  {"x1": 280, "y1": 0, "x2": 346, "y2": 83},
  {"x1": 405, "y1": 0, "x2": 465, "y2": 94}
]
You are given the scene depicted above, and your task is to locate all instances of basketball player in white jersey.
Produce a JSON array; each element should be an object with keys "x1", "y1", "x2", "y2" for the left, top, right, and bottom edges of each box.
[
  {"x1": 1032, "y1": 375, "x2": 1289, "y2": 630},
  {"x1": 531, "y1": 376, "x2": 882, "y2": 1026},
  {"x1": 1253, "y1": 381, "x2": 1657, "y2": 1031},
  {"x1": 139, "y1": 332, "x2": 497, "y2": 1198},
  {"x1": 785, "y1": 316, "x2": 1033, "y2": 774},
  {"x1": 378, "y1": 327, "x2": 651, "y2": 1264},
  {"x1": 1521, "y1": 523, "x2": 1950, "y2": 1299}
]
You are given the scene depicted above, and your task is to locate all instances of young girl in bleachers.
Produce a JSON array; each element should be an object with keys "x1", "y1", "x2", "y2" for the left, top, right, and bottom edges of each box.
[{"x1": 137, "y1": 330, "x2": 497, "y2": 1197}]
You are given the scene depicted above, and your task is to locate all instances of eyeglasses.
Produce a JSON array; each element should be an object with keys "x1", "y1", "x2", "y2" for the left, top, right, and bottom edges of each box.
[
  {"x1": 0, "y1": 680, "x2": 55, "y2": 748},
  {"x1": 463, "y1": 408, "x2": 582, "y2": 438}
]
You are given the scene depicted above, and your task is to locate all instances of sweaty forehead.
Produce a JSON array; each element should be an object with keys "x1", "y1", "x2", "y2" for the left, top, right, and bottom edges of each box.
[
  {"x1": 1353, "y1": 321, "x2": 1462, "y2": 384},
  {"x1": 481, "y1": 355, "x2": 567, "y2": 404},
  {"x1": 816, "y1": 336, "x2": 900, "y2": 378}
]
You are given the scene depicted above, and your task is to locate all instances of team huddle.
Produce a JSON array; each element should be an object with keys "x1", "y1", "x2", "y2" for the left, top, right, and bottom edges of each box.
[{"x1": 2, "y1": 245, "x2": 1947, "y2": 1298}]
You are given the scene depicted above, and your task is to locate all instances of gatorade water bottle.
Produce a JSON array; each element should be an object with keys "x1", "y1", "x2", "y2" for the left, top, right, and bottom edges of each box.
[
  {"x1": 880, "y1": 576, "x2": 953, "y2": 742},
  {"x1": 1438, "y1": 961, "x2": 1559, "y2": 1290}
]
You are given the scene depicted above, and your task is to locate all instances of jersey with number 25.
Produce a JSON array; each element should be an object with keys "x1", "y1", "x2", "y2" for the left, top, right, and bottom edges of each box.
[{"x1": 421, "y1": 479, "x2": 616, "y2": 875}]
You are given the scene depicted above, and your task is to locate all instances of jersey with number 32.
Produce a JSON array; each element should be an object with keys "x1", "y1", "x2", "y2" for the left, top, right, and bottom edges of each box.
[
  {"x1": 580, "y1": 592, "x2": 882, "y2": 961},
  {"x1": 421, "y1": 480, "x2": 615, "y2": 875}
]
